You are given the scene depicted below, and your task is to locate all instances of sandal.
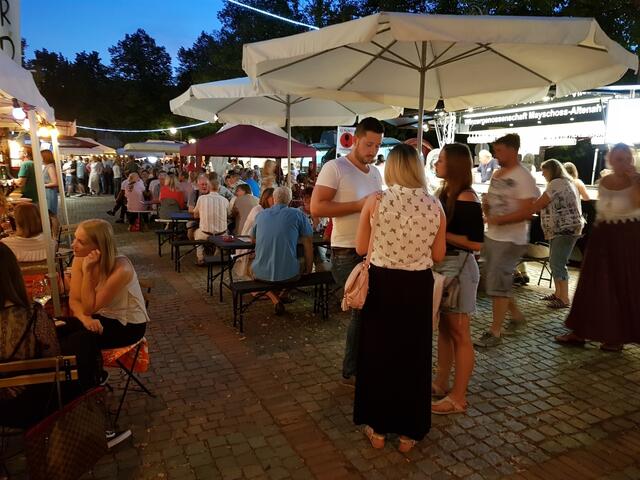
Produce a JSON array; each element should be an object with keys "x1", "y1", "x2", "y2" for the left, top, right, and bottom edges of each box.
[
  {"x1": 431, "y1": 383, "x2": 448, "y2": 399},
  {"x1": 398, "y1": 436, "x2": 417, "y2": 453},
  {"x1": 363, "y1": 426, "x2": 385, "y2": 449},
  {"x1": 547, "y1": 297, "x2": 570, "y2": 309},
  {"x1": 554, "y1": 332, "x2": 585, "y2": 346},
  {"x1": 432, "y1": 396, "x2": 467, "y2": 415}
]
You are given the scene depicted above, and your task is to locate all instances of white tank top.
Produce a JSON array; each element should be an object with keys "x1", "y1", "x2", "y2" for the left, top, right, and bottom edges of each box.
[
  {"x1": 370, "y1": 185, "x2": 441, "y2": 271},
  {"x1": 95, "y1": 256, "x2": 150, "y2": 326},
  {"x1": 597, "y1": 185, "x2": 640, "y2": 224}
]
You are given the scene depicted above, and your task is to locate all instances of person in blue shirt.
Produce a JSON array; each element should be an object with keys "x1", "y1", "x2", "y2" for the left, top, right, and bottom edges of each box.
[
  {"x1": 243, "y1": 169, "x2": 261, "y2": 197},
  {"x1": 251, "y1": 186, "x2": 314, "y2": 315}
]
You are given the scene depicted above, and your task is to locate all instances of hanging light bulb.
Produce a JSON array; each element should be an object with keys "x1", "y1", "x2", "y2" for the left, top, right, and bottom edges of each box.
[
  {"x1": 169, "y1": 127, "x2": 178, "y2": 135},
  {"x1": 11, "y1": 98, "x2": 26, "y2": 120}
]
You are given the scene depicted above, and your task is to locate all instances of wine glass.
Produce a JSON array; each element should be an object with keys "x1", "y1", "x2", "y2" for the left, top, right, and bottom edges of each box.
[{"x1": 32, "y1": 277, "x2": 52, "y2": 306}]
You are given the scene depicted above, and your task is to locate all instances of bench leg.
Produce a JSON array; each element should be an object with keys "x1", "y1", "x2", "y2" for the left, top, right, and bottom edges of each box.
[
  {"x1": 233, "y1": 292, "x2": 238, "y2": 328},
  {"x1": 219, "y1": 250, "x2": 225, "y2": 303},
  {"x1": 158, "y1": 234, "x2": 162, "y2": 257},
  {"x1": 239, "y1": 293, "x2": 244, "y2": 334}
]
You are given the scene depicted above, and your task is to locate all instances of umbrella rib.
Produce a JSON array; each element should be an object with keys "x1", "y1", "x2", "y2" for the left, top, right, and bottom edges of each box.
[
  {"x1": 217, "y1": 98, "x2": 245, "y2": 115},
  {"x1": 264, "y1": 95, "x2": 287, "y2": 104},
  {"x1": 424, "y1": 43, "x2": 457, "y2": 70},
  {"x1": 371, "y1": 40, "x2": 420, "y2": 69},
  {"x1": 259, "y1": 46, "x2": 343, "y2": 77},
  {"x1": 427, "y1": 47, "x2": 488, "y2": 70},
  {"x1": 344, "y1": 45, "x2": 416, "y2": 70},
  {"x1": 290, "y1": 97, "x2": 310, "y2": 105},
  {"x1": 340, "y1": 40, "x2": 400, "y2": 90},
  {"x1": 335, "y1": 101, "x2": 358, "y2": 116},
  {"x1": 479, "y1": 43, "x2": 553, "y2": 83}
]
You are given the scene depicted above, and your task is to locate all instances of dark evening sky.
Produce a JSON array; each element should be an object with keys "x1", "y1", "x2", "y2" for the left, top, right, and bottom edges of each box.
[{"x1": 22, "y1": 0, "x2": 225, "y2": 66}]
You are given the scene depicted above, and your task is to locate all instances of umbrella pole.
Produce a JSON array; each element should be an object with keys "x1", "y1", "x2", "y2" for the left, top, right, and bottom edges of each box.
[
  {"x1": 417, "y1": 41, "x2": 427, "y2": 164},
  {"x1": 286, "y1": 95, "x2": 292, "y2": 186},
  {"x1": 51, "y1": 132, "x2": 70, "y2": 229},
  {"x1": 28, "y1": 110, "x2": 62, "y2": 316}
]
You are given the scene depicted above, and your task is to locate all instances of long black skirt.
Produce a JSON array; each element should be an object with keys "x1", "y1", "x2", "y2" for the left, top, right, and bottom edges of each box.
[
  {"x1": 353, "y1": 264, "x2": 433, "y2": 441},
  {"x1": 566, "y1": 220, "x2": 640, "y2": 344}
]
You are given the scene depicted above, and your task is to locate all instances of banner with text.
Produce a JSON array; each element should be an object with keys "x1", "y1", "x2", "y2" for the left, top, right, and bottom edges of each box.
[{"x1": 0, "y1": 0, "x2": 21, "y2": 63}]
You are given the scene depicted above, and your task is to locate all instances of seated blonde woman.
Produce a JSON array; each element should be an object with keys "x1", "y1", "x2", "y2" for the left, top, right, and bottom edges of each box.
[{"x1": 68, "y1": 219, "x2": 148, "y2": 348}]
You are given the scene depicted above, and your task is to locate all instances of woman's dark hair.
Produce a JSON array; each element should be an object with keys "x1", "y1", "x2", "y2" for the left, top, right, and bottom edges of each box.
[
  {"x1": 438, "y1": 143, "x2": 474, "y2": 224},
  {"x1": 0, "y1": 243, "x2": 30, "y2": 309},
  {"x1": 259, "y1": 188, "x2": 275, "y2": 209}
]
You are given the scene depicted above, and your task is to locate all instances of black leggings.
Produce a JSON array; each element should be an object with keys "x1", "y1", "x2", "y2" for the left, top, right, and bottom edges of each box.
[{"x1": 57, "y1": 316, "x2": 146, "y2": 392}]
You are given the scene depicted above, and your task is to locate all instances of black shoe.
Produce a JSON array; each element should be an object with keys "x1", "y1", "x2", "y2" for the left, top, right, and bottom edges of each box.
[
  {"x1": 106, "y1": 210, "x2": 115, "y2": 216},
  {"x1": 274, "y1": 302, "x2": 285, "y2": 316},
  {"x1": 98, "y1": 370, "x2": 110, "y2": 386}
]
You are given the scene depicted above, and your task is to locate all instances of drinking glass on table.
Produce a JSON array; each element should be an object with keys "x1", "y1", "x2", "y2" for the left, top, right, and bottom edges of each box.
[{"x1": 32, "y1": 277, "x2": 52, "y2": 306}]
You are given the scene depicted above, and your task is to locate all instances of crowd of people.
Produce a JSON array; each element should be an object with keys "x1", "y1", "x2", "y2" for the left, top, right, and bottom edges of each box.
[{"x1": 2, "y1": 116, "x2": 639, "y2": 457}]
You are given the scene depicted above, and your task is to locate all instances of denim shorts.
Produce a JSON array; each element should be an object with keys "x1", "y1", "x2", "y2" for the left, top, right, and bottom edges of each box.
[
  {"x1": 434, "y1": 252, "x2": 480, "y2": 314},
  {"x1": 482, "y1": 238, "x2": 528, "y2": 298}
]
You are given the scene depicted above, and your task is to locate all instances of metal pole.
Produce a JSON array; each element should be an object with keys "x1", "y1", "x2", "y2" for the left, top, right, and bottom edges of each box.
[
  {"x1": 286, "y1": 94, "x2": 292, "y2": 186},
  {"x1": 417, "y1": 42, "x2": 427, "y2": 164},
  {"x1": 50, "y1": 132, "x2": 69, "y2": 227},
  {"x1": 28, "y1": 110, "x2": 62, "y2": 316},
  {"x1": 591, "y1": 148, "x2": 599, "y2": 185}
]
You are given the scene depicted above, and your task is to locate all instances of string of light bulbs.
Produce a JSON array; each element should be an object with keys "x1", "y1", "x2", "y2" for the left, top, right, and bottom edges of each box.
[
  {"x1": 227, "y1": 0, "x2": 319, "y2": 30},
  {"x1": 75, "y1": 121, "x2": 210, "y2": 134}
]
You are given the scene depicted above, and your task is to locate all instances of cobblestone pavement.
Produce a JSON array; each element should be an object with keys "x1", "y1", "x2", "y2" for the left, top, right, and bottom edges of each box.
[{"x1": 7, "y1": 196, "x2": 640, "y2": 479}]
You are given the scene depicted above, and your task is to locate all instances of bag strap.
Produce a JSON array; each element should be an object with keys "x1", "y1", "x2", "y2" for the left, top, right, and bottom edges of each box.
[
  {"x1": 364, "y1": 193, "x2": 382, "y2": 268},
  {"x1": 7, "y1": 303, "x2": 40, "y2": 361},
  {"x1": 455, "y1": 252, "x2": 471, "y2": 277}
]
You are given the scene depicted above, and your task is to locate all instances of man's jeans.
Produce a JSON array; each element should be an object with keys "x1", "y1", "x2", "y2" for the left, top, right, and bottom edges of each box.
[{"x1": 331, "y1": 247, "x2": 363, "y2": 379}]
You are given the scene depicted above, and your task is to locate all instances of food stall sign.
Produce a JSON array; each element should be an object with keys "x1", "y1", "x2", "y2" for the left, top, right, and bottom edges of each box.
[{"x1": 0, "y1": 0, "x2": 21, "y2": 63}]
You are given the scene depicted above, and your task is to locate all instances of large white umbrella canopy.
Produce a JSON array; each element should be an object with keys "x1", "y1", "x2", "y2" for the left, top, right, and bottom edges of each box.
[
  {"x1": 243, "y1": 12, "x2": 639, "y2": 153},
  {"x1": 170, "y1": 76, "x2": 402, "y2": 178},
  {"x1": 170, "y1": 76, "x2": 401, "y2": 127}
]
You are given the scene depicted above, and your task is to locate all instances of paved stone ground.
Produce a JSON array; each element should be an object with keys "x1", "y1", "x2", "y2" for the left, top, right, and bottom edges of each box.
[{"x1": 6, "y1": 195, "x2": 640, "y2": 479}]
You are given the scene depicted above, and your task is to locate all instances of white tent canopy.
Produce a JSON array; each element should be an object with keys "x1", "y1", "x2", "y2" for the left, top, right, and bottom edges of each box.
[
  {"x1": 170, "y1": 76, "x2": 402, "y2": 127},
  {"x1": 123, "y1": 140, "x2": 184, "y2": 154},
  {"x1": 0, "y1": 51, "x2": 55, "y2": 126},
  {"x1": 243, "y1": 13, "x2": 638, "y2": 152},
  {"x1": 59, "y1": 137, "x2": 116, "y2": 156}
]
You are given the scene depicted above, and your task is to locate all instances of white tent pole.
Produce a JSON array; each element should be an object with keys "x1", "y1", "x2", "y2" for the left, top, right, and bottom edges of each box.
[
  {"x1": 28, "y1": 110, "x2": 62, "y2": 316},
  {"x1": 50, "y1": 132, "x2": 69, "y2": 228},
  {"x1": 591, "y1": 148, "x2": 599, "y2": 185},
  {"x1": 286, "y1": 94, "x2": 292, "y2": 186},
  {"x1": 417, "y1": 41, "x2": 427, "y2": 164}
]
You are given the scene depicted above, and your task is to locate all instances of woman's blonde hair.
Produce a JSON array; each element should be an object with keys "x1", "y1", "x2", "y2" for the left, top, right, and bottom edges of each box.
[
  {"x1": 165, "y1": 174, "x2": 178, "y2": 191},
  {"x1": 541, "y1": 159, "x2": 571, "y2": 181},
  {"x1": 262, "y1": 159, "x2": 276, "y2": 175},
  {"x1": 78, "y1": 219, "x2": 117, "y2": 276},
  {"x1": 563, "y1": 162, "x2": 579, "y2": 179},
  {"x1": 385, "y1": 144, "x2": 427, "y2": 189}
]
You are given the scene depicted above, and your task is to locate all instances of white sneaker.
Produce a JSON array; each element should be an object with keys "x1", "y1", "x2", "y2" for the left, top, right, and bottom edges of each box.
[{"x1": 106, "y1": 429, "x2": 132, "y2": 449}]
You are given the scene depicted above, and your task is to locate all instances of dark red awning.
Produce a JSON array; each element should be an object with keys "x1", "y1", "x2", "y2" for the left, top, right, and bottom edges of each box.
[{"x1": 180, "y1": 125, "x2": 316, "y2": 158}]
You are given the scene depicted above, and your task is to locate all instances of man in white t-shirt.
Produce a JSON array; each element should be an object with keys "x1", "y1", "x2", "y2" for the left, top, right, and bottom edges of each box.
[
  {"x1": 475, "y1": 134, "x2": 540, "y2": 348},
  {"x1": 311, "y1": 117, "x2": 384, "y2": 384}
]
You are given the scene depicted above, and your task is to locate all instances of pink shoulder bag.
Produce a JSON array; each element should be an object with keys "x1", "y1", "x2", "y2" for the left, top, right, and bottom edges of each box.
[{"x1": 341, "y1": 196, "x2": 381, "y2": 311}]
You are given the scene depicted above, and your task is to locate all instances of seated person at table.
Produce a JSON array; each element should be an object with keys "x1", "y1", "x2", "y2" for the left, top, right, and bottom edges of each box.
[
  {"x1": 193, "y1": 179, "x2": 230, "y2": 265},
  {"x1": 251, "y1": 186, "x2": 313, "y2": 314},
  {"x1": 149, "y1": 171, "x2": 167, "y2": 202},
  {"x1": 1, "y1": 202, "x2": 50, "y2": 262},
  {"x1": 66, "y1": 219, "x2": 148, "y2": 353},
  {"x1": 0, "y1": 244, "x2": 61, "y2": 428},
  {"x1": 187, "y1": 174, "x2": 209, "y2": 240},
  {"x1": 209, "y1": 172, "x2": 233, "y2": 201},
  {"x1": 230, "y1": 184, "x2": 258, "y2": 235},
  {"x1": 159, "y1": 174, "x2": 186, "y2": 210}
]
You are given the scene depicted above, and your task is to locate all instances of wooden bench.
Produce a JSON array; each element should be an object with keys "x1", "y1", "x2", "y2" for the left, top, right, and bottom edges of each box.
[
  {"x1": 0, "y1": 356, "x2": 78, "y2": 390},
  {"x1": 230, "y1": 271, "x2": 335, "y2": 334}
]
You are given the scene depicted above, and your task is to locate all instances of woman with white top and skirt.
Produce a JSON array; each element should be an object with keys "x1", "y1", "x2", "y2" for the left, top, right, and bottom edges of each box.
[
  {"x1": 353, "y1": 144, "x2": 446, "y2": 453},
  {"x1": 556, "y1": 143, "x2": 640, "y2": 351}
]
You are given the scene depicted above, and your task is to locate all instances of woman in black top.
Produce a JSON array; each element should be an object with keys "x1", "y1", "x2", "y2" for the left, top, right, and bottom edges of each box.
[{"x1": 431, "y1": 143, "x2": 484, "y2": 415}]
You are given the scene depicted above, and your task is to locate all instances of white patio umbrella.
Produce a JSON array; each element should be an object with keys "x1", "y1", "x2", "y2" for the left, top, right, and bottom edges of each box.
[
  {"x1": 0, "y1": 51, "x2": 62, "y2": 315},
  {"x1": 170, "y1": 76, "x2": 402, "y2": 180},
  {"x1": 243, "y1": 13, "x2": 639, "y2": 156}
]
